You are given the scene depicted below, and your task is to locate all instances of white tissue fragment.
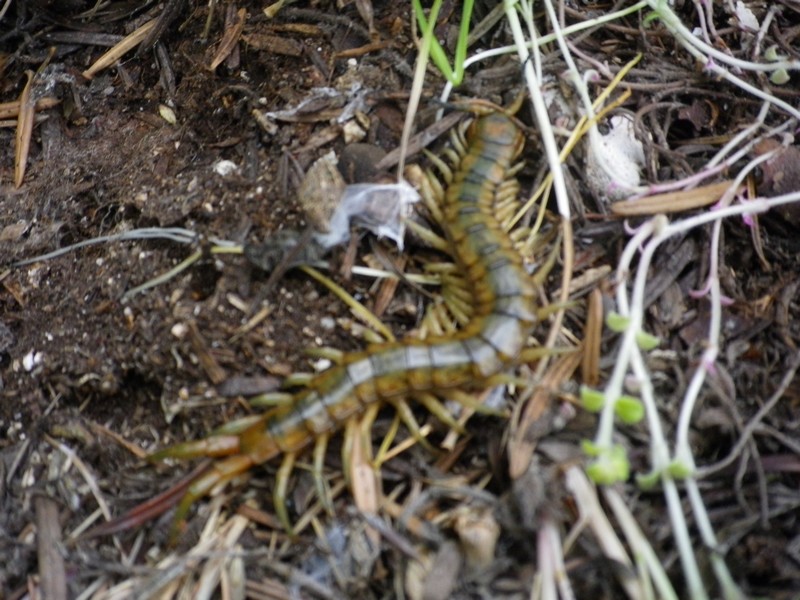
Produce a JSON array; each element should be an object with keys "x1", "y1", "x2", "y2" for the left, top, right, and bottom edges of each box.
[
  {"x1": 735, "y1": 1, "x2": 759, "y2": 31},
  {"x1": 313, "y1": 181, "x2": 419, "y2": 250}
]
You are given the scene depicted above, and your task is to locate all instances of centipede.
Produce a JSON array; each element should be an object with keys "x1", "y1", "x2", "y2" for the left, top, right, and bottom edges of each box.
[{"x1": 113, "y1": 112, "x2": 552, "y2": 537}]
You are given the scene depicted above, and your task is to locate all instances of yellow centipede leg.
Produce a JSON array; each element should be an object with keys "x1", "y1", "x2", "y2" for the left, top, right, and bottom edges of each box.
[
  {"x1": 531, "y1": 233, "x2": 562, "y2": 286},
  {"x1": 450, "y1": 126, "x2": 467, "y2": 157},
  {"x1": 423, "y1": 149, "x2": 454, "y2": 184},
  {"x1": 404, "y1": 219, "x2": 449, "y2": 252},
  {"x1": 341, "y1": 417, "x2": 358, "y2": 486},
  {"x1": 443, "y1": 388, "x2": 507, "y2": 417},
  {"x1": 274, "y1": 451, "x2": 297, "y2": 533},
  {"x1": 518, "y1": 346, "x2": 576, "y2": 362},
  {"x1": 387, "y1": 398, "x2": 439, "y2": 454},
  {"x1": 312, "y1": 432, "x2": 334, "y2": 515},
  {"x1": 413, "y1": 392, "x2": 465, "y2": 433},
  {"x1": 442, "y1": 147, "x2": 461, "y2": 169}
]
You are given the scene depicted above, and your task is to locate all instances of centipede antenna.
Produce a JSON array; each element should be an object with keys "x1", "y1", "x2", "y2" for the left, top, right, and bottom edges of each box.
[{"x1": 79, "y1": 461, "x2": 212, "y2": 540}]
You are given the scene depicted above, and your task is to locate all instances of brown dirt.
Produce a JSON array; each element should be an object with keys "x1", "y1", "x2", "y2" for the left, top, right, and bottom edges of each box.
[{"x1": 2, "y1": 1, "x2": 800, "y2": 598}]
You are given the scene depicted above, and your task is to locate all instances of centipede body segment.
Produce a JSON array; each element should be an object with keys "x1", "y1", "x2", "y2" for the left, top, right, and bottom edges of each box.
[{"x1": 151, "y1": 112, "x2": 545, "y2": 534}]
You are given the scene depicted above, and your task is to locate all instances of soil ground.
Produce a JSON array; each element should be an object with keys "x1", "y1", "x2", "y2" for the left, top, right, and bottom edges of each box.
[{"x1": 1, "y1": 1, "x2": 800, "y2": 598}]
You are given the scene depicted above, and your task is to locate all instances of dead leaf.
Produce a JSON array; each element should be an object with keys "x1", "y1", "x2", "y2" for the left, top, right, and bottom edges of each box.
[
  {"x1": 753, "y1": 139, "x2": 800, "y2": 225},
  {"x1": 453, "y1": 506, "x2": 500, "y2": 569},
  {"x1": 210, "y1": 8, "x2": 247, "y2": 71},
  {"x1": 0, "y1": 220, "x2": 28, "y2": 242},
  {"x1": 297, "y1": 151, "x2": 346, "y2": 233},
  {"x1": 508, "y1": 352, "x2": 581, "y2": 479}
]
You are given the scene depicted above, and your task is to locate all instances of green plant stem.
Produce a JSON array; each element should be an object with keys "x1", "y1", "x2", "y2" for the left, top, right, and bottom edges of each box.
[{"x1": 412, "y1": 0, "x2": 473, "y2": 85}]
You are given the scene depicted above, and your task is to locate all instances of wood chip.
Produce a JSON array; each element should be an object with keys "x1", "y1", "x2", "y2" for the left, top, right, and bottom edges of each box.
[
  {"x1": 610, "y1": 180, "x2": 739, "y2": 216},
  {"x1": 242, "y1": 33, "x2": 304, "y2": 57},
  {"x1": 35, "y1": 495, "x2": 67, "y2": 600},
  {"x1": 581, "y1": 288, "x2": 603, "y2": 387}
]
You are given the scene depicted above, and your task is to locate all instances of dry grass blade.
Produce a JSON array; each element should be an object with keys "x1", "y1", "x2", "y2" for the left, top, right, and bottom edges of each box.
[
  {"x1": 370, "y1": 253, "x2": 406, "y2": 317},
  {"x1": 610, "y1": 180, "x2": 740, "y2": 216},
  {"x1": 82, "y1": 19, "x2": 158, "y2": 79},
  {"x1": 14, "y1": 70, "x2": 34, "y2": 188},
  {"x1": 0, "y1": 97, "x2": 59, "y2": 121},
  {"x1": 564, "y1": 467, "x2": 644, "y2": 600},
  {"x1": 209, "y1": 8, "x2": 247, "y2": 71},
  {"x1": 375, "y1": 112, "x2": 463, "y2": 171},
  {"x1": 508, "y1": 351, "x2": 581, "y2": 480},
  {"x1": 44, "y1": 435, "x2": 112, "y2": 520}
]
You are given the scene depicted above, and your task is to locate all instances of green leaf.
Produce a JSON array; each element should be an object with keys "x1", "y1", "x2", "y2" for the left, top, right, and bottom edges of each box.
[
  {"x1": 642, "y1": 11, "x2": 661, "y2": 26},
  {"x1": 605, "y1": 311, "x2": 630, "y2": 332},
  {"x1": 581, "y1": 439, "x2": 602, "y2": 457},
  {"x1": 667, "y1": 459, "x2": 694, "y2": 479},
  {"x1": 764, "y1": 45, "x2": 780, "y2": 61},
  {"x1": 586, "y1": 445, "x2": 630, "y2": 484},
  {"x1": 770, "y1": 69, "x2": 790, "y2": 85},
  {"x1": 580, "y1": 386, "x2": 606, "y2": 412},
  {"x1": 615, "y1": 395, "x2": 645, "y2": 424},
  {"x1": 636, "y1": 469, "x2": 661, "y2": 490},
  {"x1": 635, "y1": 330, "x2": 660, "y2": 350}
]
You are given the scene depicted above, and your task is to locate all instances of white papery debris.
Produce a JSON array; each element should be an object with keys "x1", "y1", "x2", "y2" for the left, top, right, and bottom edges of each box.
[
  {"x1": 734, "y1": 1, "x2": 759, "y2": 31},
  {"x1": 314, "y1": 181, "x2": 419, "y2": 250},
  {"x1": 585, "y1": 115, "x2": 645, "y2": 202}
]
